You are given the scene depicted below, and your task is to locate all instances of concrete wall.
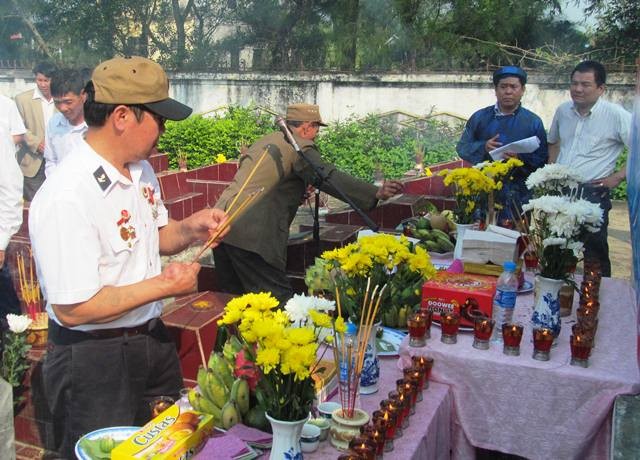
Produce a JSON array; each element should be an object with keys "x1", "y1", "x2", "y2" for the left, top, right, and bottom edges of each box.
[{"x1": 1, "y1": 69, "x2": 634, "y2": 127}]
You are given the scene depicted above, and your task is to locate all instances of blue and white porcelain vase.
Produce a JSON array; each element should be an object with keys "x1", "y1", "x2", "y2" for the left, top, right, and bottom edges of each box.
[
  {"x1": 266, "y1": 413, "x2": 306, "y2": 460},
  {"x1": 359, "y1": 322, "x2": 380, "y2": 395},
  {"x1": 531, "y1": 275, "x2": 564, "y2": 337}
]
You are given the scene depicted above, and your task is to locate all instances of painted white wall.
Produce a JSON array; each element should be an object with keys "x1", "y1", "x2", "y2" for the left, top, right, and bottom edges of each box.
[{"x1": 1, "y1": 70, "x2": 634, "y2": 128}]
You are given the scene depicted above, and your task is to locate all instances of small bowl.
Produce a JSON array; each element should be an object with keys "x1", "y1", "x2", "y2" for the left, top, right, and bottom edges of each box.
[
  {"x1": 308, "y1": 417, "x2": 330, "y2": 441},
  {"x1": 300, "y1": 423, "x2": 321, "y2": 453},
  {"x1": 317, "y1": 401, "x2": 341, "y2": 419}
]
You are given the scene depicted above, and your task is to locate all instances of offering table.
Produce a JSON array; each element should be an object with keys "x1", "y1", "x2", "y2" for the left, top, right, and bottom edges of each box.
[{"x1": 400, "y1": 275, "x2": 640, "y2": 459}]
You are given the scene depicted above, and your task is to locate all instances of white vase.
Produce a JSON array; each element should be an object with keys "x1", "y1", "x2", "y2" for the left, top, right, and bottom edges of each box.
[
  {"x1": 266, "y1": 413, "x2": 307, "y2": 460},
  {"x1": 359, "y1": 322, "x2": 380, "y2": 395},
  {"x1": 453, "y1": 223, "x2": 474, "y2": 260},
  {"x1": 531, "y1": 275, "x2": 564, "y2": 337}
]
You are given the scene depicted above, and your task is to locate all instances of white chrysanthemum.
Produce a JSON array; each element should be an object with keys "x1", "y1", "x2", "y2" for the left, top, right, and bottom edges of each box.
[
  {"x1": 526, "y1": 164, "x2": 584, "y2": 195},
  {"x1": 543, "y1": 237, "x2": 566, "y2": 247},
  {"x1": 474, "y1": 161, "x2": 490, "y2": 170},
  {"x1": 6, "y1": 314, "x2": 32, "y2": 333},
  {"x1": 567, "y1": 241, "x2": 584, "y2": 257},
  {"x1": 284, "y1": 294, "x2": 335, "y2": 325}
]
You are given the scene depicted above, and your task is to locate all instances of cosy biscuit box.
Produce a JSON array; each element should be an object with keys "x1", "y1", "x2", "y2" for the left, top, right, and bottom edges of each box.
[
  {"x1": 111, "y1": 405, "x2": 213, "y2": 459},
  {"x1": 421, "y1": 272, "x2": 497, "y2": 328}
]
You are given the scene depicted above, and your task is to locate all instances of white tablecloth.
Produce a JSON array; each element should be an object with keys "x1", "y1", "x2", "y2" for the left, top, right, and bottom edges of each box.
[{"x1": 400, "y1": 276, "x2": 640, "y2": 460}]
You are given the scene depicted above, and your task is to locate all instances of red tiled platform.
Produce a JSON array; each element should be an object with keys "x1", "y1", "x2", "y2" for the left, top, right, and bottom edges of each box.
[
  {"x1": 149, "y1": 150, "x2": 169, "y2": 173},
  {"x1": 161, "y1": 291, "x2": 235, "y2": 381}
]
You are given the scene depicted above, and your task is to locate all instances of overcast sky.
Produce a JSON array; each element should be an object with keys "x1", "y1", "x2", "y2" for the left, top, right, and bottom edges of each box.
[{"x1": 561, "y1": 0, "x2": 597, "y2": 30}]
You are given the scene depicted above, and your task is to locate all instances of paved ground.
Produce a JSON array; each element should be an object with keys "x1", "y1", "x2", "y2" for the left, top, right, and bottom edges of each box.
[{"x1": 608, "y1": 200, "x2": 632, "y2": 281}]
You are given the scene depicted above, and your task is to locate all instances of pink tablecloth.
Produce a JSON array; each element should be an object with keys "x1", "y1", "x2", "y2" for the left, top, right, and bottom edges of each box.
[
  {"x1": 400, "y1": 275, "x2": 640, "y2": 460},
  {"x1": 305, "y1": 356, "x2": 452, "y2": 460}
]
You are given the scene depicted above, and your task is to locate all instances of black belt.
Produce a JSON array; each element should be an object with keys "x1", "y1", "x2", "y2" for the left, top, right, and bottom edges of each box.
[{"x1": 48, "y1": 318, "x2": 159, "y2": 345}]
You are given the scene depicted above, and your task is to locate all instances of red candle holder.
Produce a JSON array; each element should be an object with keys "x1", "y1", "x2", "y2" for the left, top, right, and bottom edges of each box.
[
  {"x1": 501, "y1": 323, "x2": 524, "y2": 356},
  {"x1": 372, "y1": 409, "x2": 396, "y2": 452},
  {"x1": 570, "y1": 334, "x2": 593, "y2": 368},
  {"x1": 388, "y1": 390, "x2": 410, "y2": 428},
  {"x1": 402, "y1": 367, "x2": 424, "y2": 402},
  {"x1": 338, "y1": 454, "x2": 366, "y2": 460},
  {"x1": 396, "y1": 378, "x2": 418, "y2": 413},
  {"x1": 532, "y1": 327, "x2": 554, "y2": 361},
  {"x1": 358, "y1": 426, "x2": 386, "y2": 458},
  {"x1": 411, "y1": 355, "x2": 434, "y2": 388},
  {"x1": 440, "y1": 312, "x2": 460, "y2": 344},
  {"x1": 472, "y1": 318, "x2": 495, "y2": 350},
  {"x1": 418, "y1": 309, "x2": 433, "y2": 339},
  {"x1": 407, "y1": 312, "x2": 427, "y2": 347},
  {"x1": 380, "y1": 399, "x2": 403, "y2": 436},
  {"x1": 348, "y1": 436, "x2": 377, "y2": 460}
]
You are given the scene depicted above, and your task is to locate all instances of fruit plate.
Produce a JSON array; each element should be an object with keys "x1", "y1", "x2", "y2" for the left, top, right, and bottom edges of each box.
[
  {"x1": 376, "y1": 327, "x2": 406, "y2": 356},
  {"x1": 75, "y1": 426, "x2": 139, "y2": 460}
]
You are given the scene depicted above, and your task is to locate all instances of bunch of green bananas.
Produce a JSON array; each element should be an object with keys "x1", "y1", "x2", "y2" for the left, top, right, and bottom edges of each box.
[
  {"x1": 188, "y1": 349, "x2": 250, "y2": 430},
  {"x1": 382, "y1": 304, "x2": 412, "y2": 329}
]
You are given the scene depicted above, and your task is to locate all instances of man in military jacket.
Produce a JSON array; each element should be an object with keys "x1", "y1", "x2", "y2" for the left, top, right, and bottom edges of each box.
[{"x1": 214, "y1": 103, "x2": 404, "y2": 302}]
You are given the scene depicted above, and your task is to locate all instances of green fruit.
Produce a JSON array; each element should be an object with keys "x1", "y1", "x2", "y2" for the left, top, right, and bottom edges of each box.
[
  {"x1": 209, "y1": 352, "x2": 234, "y2": 391},
  {"x1": 99, "y1": 436, "x2": 116, "y2": 453},
  {"x1": 430, "y1": 229, "x2": 451, "y2": 241},
  {"x1": 206, "y1": 369, "x2": 230, "y2": 408},
  {"x1": 198, "y1": 394, "x2": 223, "y2": 422},
  {"x1": 188, "y1": 389, "x2": 202, "y2": 412},
  {"x1": 415, "y1": 217, "x2": 431, "y2": 230},
  {"x1": 197, "y1": 366, "x2": 215, "y2": 403},
  {"x1": 415, "y1": 229, "x2": 431, "y2": 239},
  {"x1": 429, "y1": 214, "x2": 449, "y2": 232},
  {"x1": 221, "y1": 400, "x2": 242, "y2": 429},
  {"x1": 397, "y1": 306, "x2": 408, "y2": 329},
  {"x1": 423, "y1": 240, "x2": 439, "y2": 252},
  {"x1": 436, "y1": 236, "x2": 455, "y2": 252},
  {"x1": 230, "y1": 378, "x2": 251, "y2": 416},
  {"x1": 245, "y1": 406, "x2": 269, "y2": 431}
]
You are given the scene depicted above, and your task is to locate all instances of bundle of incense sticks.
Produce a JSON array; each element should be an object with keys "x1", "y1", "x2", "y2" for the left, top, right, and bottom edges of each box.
[
  {"x1": 192, "y1": 148, "x2": 269, "y2": 262},
  {"x1": 16, "y1": 251, "x2": 42, "y2": 320},
  {"x1": 333, "y1": 279, "x2": 387, "y2": 418}
]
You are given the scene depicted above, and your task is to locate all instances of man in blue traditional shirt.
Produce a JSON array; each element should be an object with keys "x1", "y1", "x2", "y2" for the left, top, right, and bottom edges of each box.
[{"x1": 456, "y1": 66, "x2": 548, "y2": 225}]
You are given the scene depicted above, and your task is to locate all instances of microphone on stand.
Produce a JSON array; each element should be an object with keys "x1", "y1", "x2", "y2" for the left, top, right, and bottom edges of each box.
[{"x1": 274, "y1": 116, "x2": 301, "y2": 152}]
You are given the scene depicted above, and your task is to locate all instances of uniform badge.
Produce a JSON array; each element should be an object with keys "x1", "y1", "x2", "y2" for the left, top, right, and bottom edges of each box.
[
  {"x1": 93, "y1": 166, "x2": 111, "y2": 191},
  {"x1": 116, "y1": 209, "x2": 136, "y2": 247},
  {"x1": 142, "y1": 185, "x2": 159, "y2": 220}
]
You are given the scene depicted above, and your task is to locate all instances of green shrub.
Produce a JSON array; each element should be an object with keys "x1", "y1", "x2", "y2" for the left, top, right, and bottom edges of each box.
[
  {"x1": 611, "y1": 148, "x2": 628, "y2": 201},
  {"x1": 317, "y1": 115, "x2": 459, "y2": 182},
  {"x1": 157, "y1": 106, "x2": 275, "y2": 169}
]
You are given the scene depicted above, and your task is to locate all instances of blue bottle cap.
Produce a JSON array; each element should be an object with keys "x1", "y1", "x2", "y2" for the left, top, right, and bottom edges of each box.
[
  {"x1": 346, "y1": 322, "x2": 358, "y2": 335},
  {"x1": 503, "y1": 261, "x2": 517, "y2": 272}
]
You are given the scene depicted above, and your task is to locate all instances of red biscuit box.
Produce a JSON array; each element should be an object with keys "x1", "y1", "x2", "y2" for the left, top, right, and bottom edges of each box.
[{"x1": 421, "y1": 272, "x2": 497, "y2": 328}]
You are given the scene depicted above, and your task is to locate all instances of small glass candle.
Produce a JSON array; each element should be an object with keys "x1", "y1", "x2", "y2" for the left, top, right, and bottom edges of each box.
[
  {"x1": 418, "y1": 309, "x2": 433, "y2": 339},
  {"x1": 558, "y1": 283, "x2": 575, "y2": 317},
  {"x1": 440, "y1": 312, "x2": 460, "y2": 344},
  {"x1": 149, "y1": 396, "x2": 175, "y2": 419},
  {"x1": 570, "y1": 334, "x2": 593, "y2": 368},
  {"x1": 472, "y1": 318, "x2": 495, "y2": 350},
  {"x1": 372, "y1": 409, "x2": 396, "y2": 451},
  {"x1": 523, "y1": 251, "x2": 539, "y2": 272},
  {"x1": 338, "y1": 454, "x2": 365, "y2": 460},
  {"x1": 396, "y1": 378, "x2": 418, "y2": 413},
  {"x1": 502, "y1": 323, "x2": 524, "y2": 356},
  {"x1": 380, "y1": 399, "x2": 403, "y2": 436},
  {"x1": 402, "y1": 367, "x2": 424, "y2": 402},
  {"x1": 532, "y1": 328, "x2": 554, "y2": 361},
  {"x1": 388, "y1": 390, "x2": 410, "y2": 427},
  {"x1": 412, "y1": 355, "x2": 434, "y2": 387},
  {"x1": 407, "y1": 312, "x2": 427, "y2": 347},
  {"x1": 348, "y1": 436, "x2": 377, "y2": 460},
  {"x1": 360, "y1": 423, "x2": 386, "y2": 456}
]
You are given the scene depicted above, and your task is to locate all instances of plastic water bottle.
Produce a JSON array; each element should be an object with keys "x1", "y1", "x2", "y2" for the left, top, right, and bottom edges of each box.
[
  {"x1": 338, "y1": 323, "x2": 358, "y2": 409},
  {"x1": 491, "y1": 261, "x2": 518, "y2": 342}
]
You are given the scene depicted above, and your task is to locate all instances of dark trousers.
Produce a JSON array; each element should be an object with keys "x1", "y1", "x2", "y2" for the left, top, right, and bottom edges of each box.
[
  {"x1": 23, "y1": 162, "x2": 46, "y2": 202},
  {"x1": 579, "y1": 185, "x2": 612, "y2": 277},
  {"x1": 0, "y1": 263, "x2": 21, "y2": 327},
  {"x1": 44, "y1": 319, "x2": 182, "y2": 459},
  {"x1": 212, "y1": 243, "x2": 293, "y2": 304}
]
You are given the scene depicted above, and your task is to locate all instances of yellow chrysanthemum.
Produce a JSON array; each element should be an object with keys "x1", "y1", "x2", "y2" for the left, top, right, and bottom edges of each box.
[
  {"x1": 309, "y1": 310, "x2": 332, "y2": 328},
  {"x1": 256, "y1": 347, "x2": 280, "y2": 374},
  {"x1": 286, "y1": 327, "x2": 316, "y2": 346}
]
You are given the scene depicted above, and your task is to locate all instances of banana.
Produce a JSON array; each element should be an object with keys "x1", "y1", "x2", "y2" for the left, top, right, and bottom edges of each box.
[
  {"x1": 198, "y1": 395, "x2": 223, "y2": 422},
  {"x1": 221, "y1": 400, "x2": 242, "y2": 429},
  {"x1": 230, "y1": 378, "x2": 250, "y2": 416},
  {"x1": 430, "y1": 229, "x2": 451, "y2": 241},
  {"x1": 197, "y1": 366, "x2": 216, "y2": 404},
  {"x1": 222, "y1": 335, "x2": 243, "y2": 364},
  {"x1": 206, "y1": 369, "x2": 230, "y2": 408},
  {"x1": 397, "y1": 306, "x2": 408, "y2": 329},
  {"x1": 187, "y1": 388, "x2": 202, "y2": 412},
  {"x1": 209, "y1": 352, "x2": 234, "y2": 391}
]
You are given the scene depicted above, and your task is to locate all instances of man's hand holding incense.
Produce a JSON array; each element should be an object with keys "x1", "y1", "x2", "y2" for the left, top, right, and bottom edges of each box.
[
  {"x1": 184, "y1": 208, "x2": 230, "y2": 245},
  {"x1": 157, "y1": 262, "x2": 200, "y2": 297},
  {"x1": 376, "y1": 180, "x2": 404, "y2": 200}
]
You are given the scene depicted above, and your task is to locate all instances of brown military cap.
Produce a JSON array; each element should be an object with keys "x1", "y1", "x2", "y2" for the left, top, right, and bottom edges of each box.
[
  {"x1": 285, "y1": 103, "x2": 327, "y2": 126},
  {"x1": 91, "y1": 56, "x2": 192, "y2": 121}
]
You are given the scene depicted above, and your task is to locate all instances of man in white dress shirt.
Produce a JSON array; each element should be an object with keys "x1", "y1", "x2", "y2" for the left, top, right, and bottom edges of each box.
[
  {"x1": 29, "y1": 56, "x2": 229, "y2": 458},
  {"x1": 548, "y1": 60, "x2": 631, "y2": 276},
  {"x1": 0, "y1": 95, "x2": 26, "y2": 326},
  {"x1": 44, "y1": 69, "x2": 88, "y2": 177}
]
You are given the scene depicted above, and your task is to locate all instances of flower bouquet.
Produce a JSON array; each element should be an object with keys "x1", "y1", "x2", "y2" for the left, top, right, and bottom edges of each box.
[
  {"x1": 314, "y1": 233, "x2": 437, "y2": 328},
  {"x1": 1, "y1": 314, "x2": 33, "y2": 407},
  {"x1": 476, "y1": 158, "x2": 524, "y2": 225},
  {"x1": 525, "y1": 164, "x2": 584, "y2": 198}
]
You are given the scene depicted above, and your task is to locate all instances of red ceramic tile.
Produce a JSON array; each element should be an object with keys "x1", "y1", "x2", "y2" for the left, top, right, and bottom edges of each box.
[
  {"x1": 218, "y1": 161, "x2": 239, "y2": 181},
  {"x1": 325, "y1": 211, "x2": 350, "y2": 225},
  {"x1": 15, "y1": 444, "x2": 44, "y2": 459},
  {"x1": 167, "y1": 201, "x2": 184, "y2": 220},
  {"x1": 14, "y1": 414, "x2": 44, "y2": 446},
  {"x1": 192, "y1": 193, "x2": 206, "y2": 213},
  {"x1": 185, "y1": 169, "x2": 199, "y2": 181},
  {"x1": 183, "y1": 196, "x2": 193, "y2": 218},
  {"x1": 159, "y1": 173, "x2": 180, "y2": 200},
  {"x1": 197, "y1": 165, "x2": 218, "y2": 181}
]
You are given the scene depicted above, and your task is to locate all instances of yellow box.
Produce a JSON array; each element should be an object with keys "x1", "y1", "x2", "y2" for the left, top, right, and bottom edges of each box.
[{"x1": 111, "y1": 404, "x2": 213, "y2": 459}]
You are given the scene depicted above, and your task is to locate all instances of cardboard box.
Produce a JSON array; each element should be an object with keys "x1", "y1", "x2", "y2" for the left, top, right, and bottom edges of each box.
[
  {"x1": 162, "y1": 291, "x2": 235, "y2": 381},
  {"x1": 421, "y1": 272, "x2": 497, "y2": 328},
  {"x1": 112, "y1": 405, "x2": 213, "y2": 459}
]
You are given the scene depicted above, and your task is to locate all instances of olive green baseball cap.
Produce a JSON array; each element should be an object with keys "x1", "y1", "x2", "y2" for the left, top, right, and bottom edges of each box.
[
  {"x1": 91, "y1": 56, "x2": 192, "y2": 120},
  {"x1": 285, "y1": 103, "x2": 327, "y2": 126}
]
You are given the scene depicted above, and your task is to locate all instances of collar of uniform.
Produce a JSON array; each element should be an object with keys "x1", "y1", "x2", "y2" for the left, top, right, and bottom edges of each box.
[
  {"x1": 571, "y1": 97, "x2": 602, "y2": 118},
  {"x1": 493, "y1": 103, "x2": 521, "y2": 117},
  {"x1": 77, "y1": 140, "x2": 143, "y2": 196}
]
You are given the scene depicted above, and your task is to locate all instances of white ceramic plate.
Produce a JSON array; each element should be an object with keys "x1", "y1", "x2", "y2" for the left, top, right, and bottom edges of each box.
[
  {"x1": 376, "y1": 327, "x2": 406, "y2": 356},
  {"x1": 75, "y1": 426, "x2": 139, "y2": 460},
  {"x1": 518, "y1": 280, "x2": 534, "y2": 294}
]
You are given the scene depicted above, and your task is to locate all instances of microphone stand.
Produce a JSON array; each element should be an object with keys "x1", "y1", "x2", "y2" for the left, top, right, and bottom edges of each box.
[{"x1": 275, "y1": 117, "x2": 379, "y2": 258}]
